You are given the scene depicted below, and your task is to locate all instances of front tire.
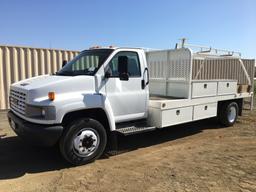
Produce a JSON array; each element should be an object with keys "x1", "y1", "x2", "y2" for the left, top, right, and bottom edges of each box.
[
  {"x1": 59, "y1": 118, "x2": 107, "y2": 165},
  {"x1": 218, "y1": 102, "x2": 239, "y2": 127}
]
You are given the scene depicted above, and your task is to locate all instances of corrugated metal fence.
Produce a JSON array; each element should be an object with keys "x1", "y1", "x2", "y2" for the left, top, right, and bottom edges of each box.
[{"x1": 0, "y1": 45, "x2": 79, "y2": 109}]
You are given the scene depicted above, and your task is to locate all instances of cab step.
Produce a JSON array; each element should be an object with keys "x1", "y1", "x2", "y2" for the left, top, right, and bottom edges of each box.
[
  {"x1": 115, "y1": 126, "x2": 156, "y2": 135},
  {"x1": 115, "y1": 121, "x2": 156, "y2": 135}
]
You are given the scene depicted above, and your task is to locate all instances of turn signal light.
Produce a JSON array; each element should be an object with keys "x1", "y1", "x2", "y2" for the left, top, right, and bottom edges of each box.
[{"x1": 48, "y1": 92, "x2": 55, "y2": 101}]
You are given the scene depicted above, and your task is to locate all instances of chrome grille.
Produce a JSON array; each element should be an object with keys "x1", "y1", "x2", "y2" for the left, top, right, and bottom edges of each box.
[{"x1": 10, "y1": 89, "x2": 27, "y2": 115}]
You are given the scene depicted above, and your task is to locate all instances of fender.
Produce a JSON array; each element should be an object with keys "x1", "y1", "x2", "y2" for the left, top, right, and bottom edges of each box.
[{"x1": 58, "y1": 93, "x2": 116, "y2": 131}]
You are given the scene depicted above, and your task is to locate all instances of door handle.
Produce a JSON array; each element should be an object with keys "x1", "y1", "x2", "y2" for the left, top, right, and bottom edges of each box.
[{"x1": 142, "y1": 68, "x2": 149, "y2": 89}]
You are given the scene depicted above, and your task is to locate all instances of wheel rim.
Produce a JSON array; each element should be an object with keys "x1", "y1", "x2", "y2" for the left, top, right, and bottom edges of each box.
[
  {"x1": 228, "y1": 106, "x2": 237, "y2": 123},
  {"x1": 73, "y1": 128, "x2": 100, "y2": 157}
]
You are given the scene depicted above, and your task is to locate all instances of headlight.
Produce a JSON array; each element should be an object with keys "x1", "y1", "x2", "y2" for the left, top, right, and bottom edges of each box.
[{"x1": 25, "y1": 105, "x2": 56, "y2": 120}]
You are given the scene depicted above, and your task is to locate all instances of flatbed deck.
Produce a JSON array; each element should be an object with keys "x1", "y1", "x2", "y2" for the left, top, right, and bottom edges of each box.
[
  {"x1": 149, "y1": 92, "x2": 253, "y2": 110},
  {"x1": 150, "y1": 95, "x2": 184, "y2": 101}
]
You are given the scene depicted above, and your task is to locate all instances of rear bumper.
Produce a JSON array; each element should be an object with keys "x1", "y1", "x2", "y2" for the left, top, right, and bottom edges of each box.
[{"x1": 8, "y1": 111, "x2": 63, "y2": 146}]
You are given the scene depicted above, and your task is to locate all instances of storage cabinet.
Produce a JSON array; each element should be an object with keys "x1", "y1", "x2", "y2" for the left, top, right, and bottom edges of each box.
[
  {"x1": 193, "y1": 102, "x2": 217, "y2": 121},
  {"x1": 192, "y1": 82, "x2": 217, "y2": 98},
  {"x1": 218, "y1": 81, "x2": 237, "y2": 95},
  {"x1": 161, "y1": 106, "x2": 193, "y2": 127}
]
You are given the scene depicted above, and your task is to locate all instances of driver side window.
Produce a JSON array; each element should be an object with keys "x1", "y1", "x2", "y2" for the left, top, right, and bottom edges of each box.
[{"x1": 107, "y1": 51, "x2": 141, "y2": 77}]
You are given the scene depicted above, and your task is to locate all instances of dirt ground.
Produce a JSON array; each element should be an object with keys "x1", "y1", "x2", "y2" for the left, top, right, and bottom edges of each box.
[{"x1": 0, "y1": 100, "x2": 255, "y2": 192}]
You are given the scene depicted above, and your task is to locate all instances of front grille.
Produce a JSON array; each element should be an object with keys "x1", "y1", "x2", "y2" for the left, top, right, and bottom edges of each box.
[{"x1": 10, "y1": 89, "x2": 27, "y2": 115}]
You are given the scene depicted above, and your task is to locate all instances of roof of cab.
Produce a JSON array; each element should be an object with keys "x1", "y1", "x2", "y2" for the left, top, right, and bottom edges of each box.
[
  {"x1": 89, "y1": 46, "x2": 144, "y2": 50},
  {"x1": 81, "y1": 46, "x2": 145, "y2": 52}
]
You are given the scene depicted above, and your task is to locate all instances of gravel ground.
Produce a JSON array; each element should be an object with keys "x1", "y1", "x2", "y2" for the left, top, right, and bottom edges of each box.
[{"x1": 0, "y1": 99, "x2": 255, "y2": 192}]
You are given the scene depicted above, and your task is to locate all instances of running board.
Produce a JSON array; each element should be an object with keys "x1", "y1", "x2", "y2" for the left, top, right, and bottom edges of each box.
[{"x1": 115, "y1": 121, "x2": 156, "y2": 136}]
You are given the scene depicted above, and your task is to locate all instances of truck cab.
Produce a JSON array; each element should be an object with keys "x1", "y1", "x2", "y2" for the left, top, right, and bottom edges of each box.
[{"x1": 8, "y1": 47, "x2": 150, "y2": 165}]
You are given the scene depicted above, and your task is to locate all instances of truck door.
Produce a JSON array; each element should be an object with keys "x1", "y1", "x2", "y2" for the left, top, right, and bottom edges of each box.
[{"x1": 105, "y1": 51, "x2": 148, "y2": 123}]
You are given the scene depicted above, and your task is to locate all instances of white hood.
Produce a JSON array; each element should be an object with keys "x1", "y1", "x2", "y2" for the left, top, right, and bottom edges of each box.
[
  {"x1": 11, "y1": 75, "x2": 96, "y2": 103},
  {"x1": 13, "y1": 75, "x2": 73, "y2": 90}
]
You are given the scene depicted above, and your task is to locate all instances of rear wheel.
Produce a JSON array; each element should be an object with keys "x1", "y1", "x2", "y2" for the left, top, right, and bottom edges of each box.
[
  {"x1": 59, "y1": 118, "x2": 107, "y2": 165},
  {"x1": 218, "y1": 102, "x2": 239, "y2": 127}
]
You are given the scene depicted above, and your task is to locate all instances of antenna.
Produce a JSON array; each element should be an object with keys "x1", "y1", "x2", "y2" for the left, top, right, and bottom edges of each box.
[
  {"x1": 175, "y1": 43, "x2": 178, "y2": 49},
  {"x1": 179, "y1": 38, "x2": 188, "y2": 48}
]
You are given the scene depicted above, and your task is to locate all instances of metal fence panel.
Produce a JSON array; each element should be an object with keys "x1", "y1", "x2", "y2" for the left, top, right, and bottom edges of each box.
[{"x1": 0, "y1": 45, "x2": 79, "y2": 109}]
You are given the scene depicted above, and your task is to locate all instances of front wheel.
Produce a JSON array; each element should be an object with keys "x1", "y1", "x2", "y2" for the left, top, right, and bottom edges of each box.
[
  {"x1": 59, "y1": 118, "x2": 107, "y2": 165},
  {"x1": 218, "y1": 102, "x2": 239, "y2": 127}
]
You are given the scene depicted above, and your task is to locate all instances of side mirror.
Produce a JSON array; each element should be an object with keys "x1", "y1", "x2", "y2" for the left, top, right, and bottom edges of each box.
[
  {"x1": 62, "y1": 60, "x2": 67, "y2": 67},
  {"x1": 118, "y1": 56, "x2": 129, "y2": 81}
]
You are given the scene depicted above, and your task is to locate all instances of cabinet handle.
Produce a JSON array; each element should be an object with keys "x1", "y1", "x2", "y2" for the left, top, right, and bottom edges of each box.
[
  {"x1": 204, "y1": 84, "x2": 207, "y2": 89},
  {"x1": 204, "y1": 106, "x2": 208, "y2": 110},
  {"x1": 176, "y1": 110, "x2": 180, "y2": 115},
  {"x1": 226, "y1": 83, "x2": 230, "y2": 87}
]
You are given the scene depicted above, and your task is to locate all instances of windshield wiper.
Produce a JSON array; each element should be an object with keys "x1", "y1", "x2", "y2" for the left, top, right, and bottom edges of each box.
[
  {"x1": 71, "y1": 69, "x2": 95, "y2": 76},
  {"x1": 55, "y1": 71, "x2": 74, "y2": 76}
]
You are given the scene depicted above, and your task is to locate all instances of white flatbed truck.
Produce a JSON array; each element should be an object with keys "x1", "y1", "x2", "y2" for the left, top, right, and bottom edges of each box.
[{"x1": 8, "y1": 41, "x2": 255, "y2": 165}]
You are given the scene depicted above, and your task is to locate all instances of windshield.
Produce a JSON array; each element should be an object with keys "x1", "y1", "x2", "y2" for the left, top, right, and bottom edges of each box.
[{"x1": 56, "y1": 49, "x2": 113, "y2": 76}]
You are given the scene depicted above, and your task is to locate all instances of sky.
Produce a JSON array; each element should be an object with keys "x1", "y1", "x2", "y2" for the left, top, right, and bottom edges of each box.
[{"x1": 0, "y1": 0, "x2": 255, "y2": 58}]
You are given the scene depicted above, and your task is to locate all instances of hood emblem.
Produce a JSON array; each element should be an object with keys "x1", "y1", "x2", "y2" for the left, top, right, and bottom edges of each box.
[{"x1": 20, "y1": 83, "x2": 29, "y2": 86}]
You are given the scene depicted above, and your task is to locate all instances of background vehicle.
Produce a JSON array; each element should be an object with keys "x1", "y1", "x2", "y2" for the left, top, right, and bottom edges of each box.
[{"x1": 8, "y1": 41, "x2": 255, "y2": 165}]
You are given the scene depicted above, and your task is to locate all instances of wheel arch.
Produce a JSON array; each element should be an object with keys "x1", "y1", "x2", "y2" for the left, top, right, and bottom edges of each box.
[
  {"x1": 61, "y1": 108, "x2": 113, "y2": 133},
  {"x1": 217, "y1": 98, "x2": 243, "y2": 116}
]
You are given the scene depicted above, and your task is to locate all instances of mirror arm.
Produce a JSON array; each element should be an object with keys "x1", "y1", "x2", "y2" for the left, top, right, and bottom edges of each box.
[
  {"x1": 105, "y1": 71, "x2": 111, "y2": 78},
  {"x1": 119, "y1": 73, "x2": 129, "y2": 81}
]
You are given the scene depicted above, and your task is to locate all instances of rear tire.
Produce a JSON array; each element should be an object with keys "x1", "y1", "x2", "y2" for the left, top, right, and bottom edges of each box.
[
  {"x1": 218, "y1": 102, "x2": 239, "y2": 127},
  {"x1": 59, "y1": 118, "x2": 107, "y2": 165}
]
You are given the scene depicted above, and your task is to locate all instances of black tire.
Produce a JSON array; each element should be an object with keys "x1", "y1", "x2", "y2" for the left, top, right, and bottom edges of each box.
[
  {"x1": 218, "y1": 102, "x2": 239, "y2": 127},
  {"x1": 59, "y1": 118, "x2": 107, "y2": 165}
]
